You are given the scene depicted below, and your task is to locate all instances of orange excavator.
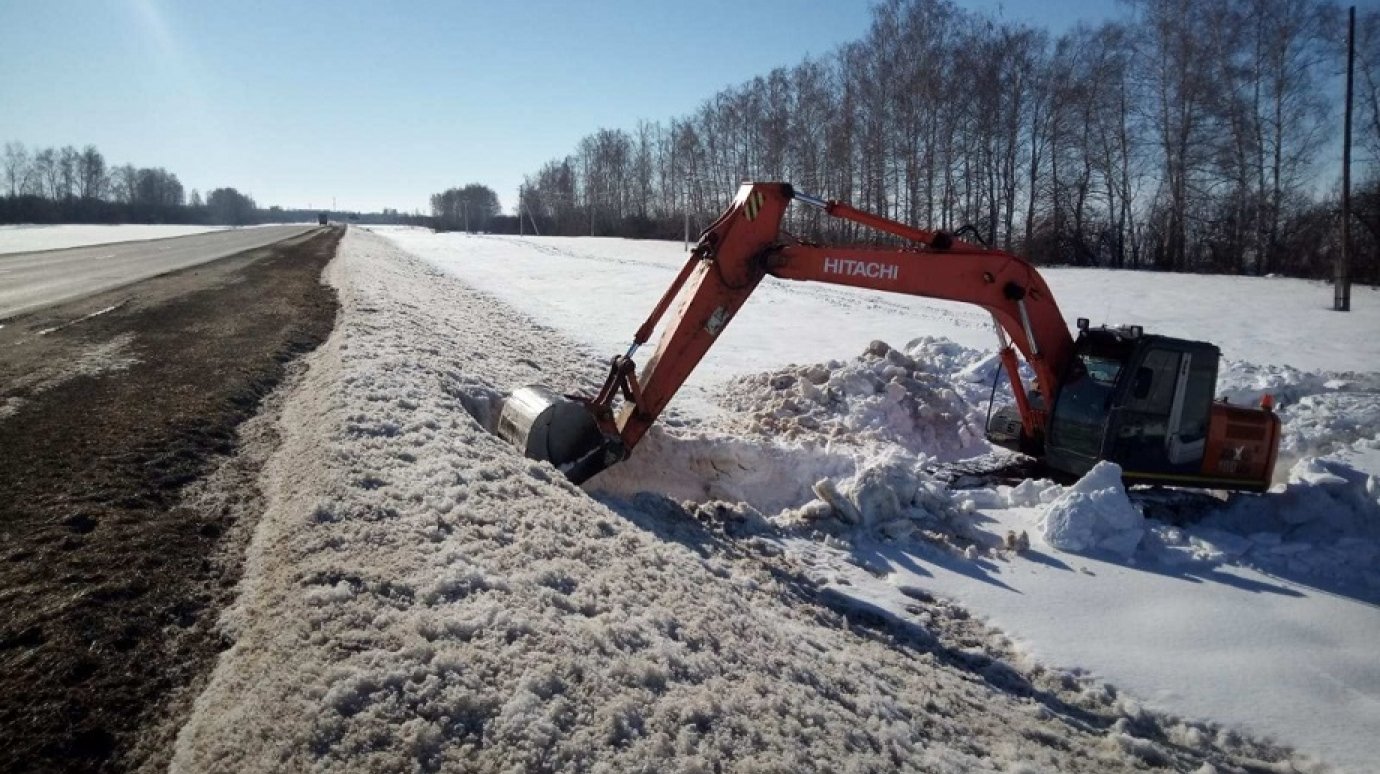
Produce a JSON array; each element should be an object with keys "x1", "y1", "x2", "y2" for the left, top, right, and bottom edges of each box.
[{"x1": 498, "y1": 182, "x2": 1281, "y2": 492}]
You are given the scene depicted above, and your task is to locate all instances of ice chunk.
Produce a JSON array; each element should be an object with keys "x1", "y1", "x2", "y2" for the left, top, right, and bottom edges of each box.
[{"x1": 1037, "y1": 462, "x2": 1145, "y2": 558}]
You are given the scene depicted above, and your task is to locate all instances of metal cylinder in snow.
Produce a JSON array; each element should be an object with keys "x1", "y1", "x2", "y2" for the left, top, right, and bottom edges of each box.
[{"x1": 497, "y1": 385, "x2": 606, "y2": 470}]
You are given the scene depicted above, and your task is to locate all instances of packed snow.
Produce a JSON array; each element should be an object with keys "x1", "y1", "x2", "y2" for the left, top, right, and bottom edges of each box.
[
  {"x1": 0, "y1": 223, "x2": 234, "y2": 254},
  {"x1": 352, "y1": 226, "x2": 1380, "y2": 772},
  {"x1": 1036, "y1": 462, "x2": 1146, "y2": 558},
  {"x1": 173, "y1": 229, "x2": 1312, "y2": 772}
]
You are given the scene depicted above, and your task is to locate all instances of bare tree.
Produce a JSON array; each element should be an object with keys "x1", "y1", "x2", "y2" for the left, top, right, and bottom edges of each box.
[
  {"x1": 134, "y1": 167, "x2": 184, "y2": 208},
  {"x1": 57, "y1": 146, "x2": 79, "y2": 200},
  {"x1": 111, "y1": 164, "x2": 138, "y2": 204},
  {"x1": 1131, "y1": 0, "x2": 1222, "y2": 270},
  {"x1": 2, "y1": 142, "x2": 30, "y2": 197},
  {"x1": 512, "y1": 0, "x2": 1346, "y2": 278},
  {"x1": 206, "y1": 187, "x2": 256, "y2": 225},
  {"x1": 31, "y1": 148, "x2": 59, "y2": 199},
  {"x1": 430, "y1": 184, "x2": 500, "y2": 232},
  {"x1": 1356, "y1": 7, "x2": 1380, "y2": 170},
  {"x1": 76, "y1": 145, "x2": 106, "y2": 200}
]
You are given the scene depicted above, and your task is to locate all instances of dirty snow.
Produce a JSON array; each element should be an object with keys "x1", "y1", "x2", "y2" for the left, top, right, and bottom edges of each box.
[
  {"x1": 173, "y1": 228, "x2": 1306, "y2": 772},
  {"x1": 356, "y1": 230, "x2": 1380, "y2": 772},
  {"x1": 0, "y1": 333, "x2": 138, "y2": 421},
  {"x1": 0, "y1": 223, "x2": 232, "y2": 254}
]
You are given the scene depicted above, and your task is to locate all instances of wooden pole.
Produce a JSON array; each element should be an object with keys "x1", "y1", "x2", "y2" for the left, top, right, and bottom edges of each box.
[{"x1": 1336, "y1": 5, "x2": 1355, "y2": 312}]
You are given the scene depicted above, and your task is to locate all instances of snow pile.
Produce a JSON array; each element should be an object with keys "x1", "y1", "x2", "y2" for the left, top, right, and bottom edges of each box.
[
  {"x1": 1037, "y1": 462, "x2": 1145, "y2": 558},
  {"x1": 1216, "y1": 359, "x2": 1334, "y2": 406},
  {"x1": 588, "y1": 426, "x2": 858, "y2": 515},
  {"x1": 1278, "y1": 389, "x2": 1380, "y2": 465},
  {"x1": 170, "y1": 228, "x2": 1300, "y2": 772},
  {"x1": 717, "y1": 338, "x2": 988, "y2": 460},
  {"x1": 590, "y1": 427, "x2": 977, "y2": 551},
  {"x1": 1020, "y1": 451, "x2": 1380, "y2": 591},
  {"x1": 779, "y1": 450, "x2": 963, "y2": 535},
  {"x1": 1158, "y1": 457, "x2": 1380, "y2": 594},
  {"x1": 1218, "y1": 362, "x2": 1380, "y2": 472}
]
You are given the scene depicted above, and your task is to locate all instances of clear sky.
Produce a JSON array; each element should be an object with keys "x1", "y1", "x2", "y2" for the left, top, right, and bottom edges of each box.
[{"x1": 0, "y1": 0, "x2": 1122, "y2": 214}]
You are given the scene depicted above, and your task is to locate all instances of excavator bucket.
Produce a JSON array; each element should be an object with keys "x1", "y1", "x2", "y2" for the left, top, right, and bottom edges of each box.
[{"x1": 496, "y1": 385, "x2": 623, "y2": 483}]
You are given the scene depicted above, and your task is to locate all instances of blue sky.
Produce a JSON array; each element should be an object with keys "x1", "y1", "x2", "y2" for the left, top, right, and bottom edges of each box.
[{"x1": 1, "y1": 1, "x2": 1121, "y2": 213}]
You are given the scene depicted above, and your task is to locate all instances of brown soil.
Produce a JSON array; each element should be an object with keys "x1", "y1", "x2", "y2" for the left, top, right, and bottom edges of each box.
[{"x1": 0, "y1": 228, "x2": 341, "y2": 773}]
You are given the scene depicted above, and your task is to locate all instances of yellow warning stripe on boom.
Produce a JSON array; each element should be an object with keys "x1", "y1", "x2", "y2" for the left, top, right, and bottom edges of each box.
[{"x1": 744, "y1": 191, "x2": 764, "y2": 221}]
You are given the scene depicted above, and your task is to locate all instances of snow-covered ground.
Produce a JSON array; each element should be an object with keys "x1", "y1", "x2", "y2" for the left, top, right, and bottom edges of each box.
[
  {"x1": 0, "y1": 223, "x2": 275, "y2": 254},
  {"x1": 372, "y1": 227, "x2": 1380, "y2": 405},
  {"x1": 173, "y1": 228, "x2": 1313, "y2": 772},
  {"x1": 356, "y1": 226, "x2": 1380, "y2": 772}
]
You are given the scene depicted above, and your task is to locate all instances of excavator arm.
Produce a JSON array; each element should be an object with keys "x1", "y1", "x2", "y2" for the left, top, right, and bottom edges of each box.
[{"x1": 498, "y1": 182, "x2": 1078, "y2": 483}]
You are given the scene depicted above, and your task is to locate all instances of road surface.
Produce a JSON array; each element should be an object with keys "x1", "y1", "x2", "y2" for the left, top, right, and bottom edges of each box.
[{"x1": 0, "y1": 225, "x2": 316, "y2": 319}]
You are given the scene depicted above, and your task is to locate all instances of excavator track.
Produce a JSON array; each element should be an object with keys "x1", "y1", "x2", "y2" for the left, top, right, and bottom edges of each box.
[
  {"x1": 926, "y1": 452, "x2": 1051, "y2": 489},
  {"x1": 1128, "y1": 486, "x2": 1234, "y2": 525},
  {"x1": 928, "y1": 453, "x2": 1235, "y2": 524}
]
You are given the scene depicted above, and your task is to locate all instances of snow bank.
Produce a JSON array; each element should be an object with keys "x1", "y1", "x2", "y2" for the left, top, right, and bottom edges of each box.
[
  {"x1": 1037, "y1": 462, "x2": 1145, "y2": 558},
  {"x1": 593, "y1": 335, "x2": 1019, "y2": 550},
  {"x1": 717, "y1": 338, "x2": 990, "y2": 460},
  {"x1": 1157, "y1": 457, "x2": 1380, "y2": 595},
  {"x1": 592, "y1": 335, "x2": 991, "y2": 539},
  {"x1": 1002, "y1": 450, "x2": 1380, "y2": 596},
  {"x1": 171, "y1": 228, "x2": 1296, "y2": 772}
]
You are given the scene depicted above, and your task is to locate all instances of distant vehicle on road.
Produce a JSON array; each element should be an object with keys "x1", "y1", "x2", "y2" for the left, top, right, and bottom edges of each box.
[{"x1": 317, "y1": 212, "x2": 328, "y2": 226}]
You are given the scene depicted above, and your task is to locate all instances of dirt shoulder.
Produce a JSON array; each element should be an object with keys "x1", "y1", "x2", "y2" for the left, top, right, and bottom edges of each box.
[{"x1": 0, "y1": 227, "x2": 341, "y2": 773}]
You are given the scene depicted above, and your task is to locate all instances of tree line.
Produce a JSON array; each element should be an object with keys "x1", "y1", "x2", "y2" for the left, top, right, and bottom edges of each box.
[
  {"x1": 519, "y1": 0, "x2": 1380, "y2": 281},
  {"x1": 430, "y1": 184, "x2": 502, "y2": 232},
  {"x1": 3, "y1": 141, "x2": 262, "y2": 226}
]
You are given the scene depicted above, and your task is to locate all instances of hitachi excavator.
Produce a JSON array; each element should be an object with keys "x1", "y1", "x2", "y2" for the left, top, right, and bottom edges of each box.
[{"x1": 497, "y1": 182, "x2": 1281, "y2": 492}]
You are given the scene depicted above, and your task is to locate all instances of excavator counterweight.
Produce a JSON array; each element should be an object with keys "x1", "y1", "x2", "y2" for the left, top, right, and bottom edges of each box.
[{"x1": 497, "y1": 182, "x2": 1281, "y2": 492}]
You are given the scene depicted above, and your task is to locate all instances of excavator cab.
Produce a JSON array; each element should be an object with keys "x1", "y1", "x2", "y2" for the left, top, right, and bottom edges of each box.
[{"x1": 1036, "y1": 325, "x2": 1279, "y2": 492}]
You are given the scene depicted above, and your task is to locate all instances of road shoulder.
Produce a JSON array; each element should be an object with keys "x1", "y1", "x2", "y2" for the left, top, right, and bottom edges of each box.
[{"x1": 0, "y1": 227, "x2": 341, "y2": 773}]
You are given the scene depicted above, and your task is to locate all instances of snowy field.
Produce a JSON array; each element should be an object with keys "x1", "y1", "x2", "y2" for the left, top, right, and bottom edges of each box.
[
  {"x1": 351, "y1": 225, "x2": 1380, "y2": 772},
  {"x1": 173, "y1": 228, "x2": 1317, "y2": 773},
  {"x1": 0, "y1": 223, "x2": 293, "y2": 255}
]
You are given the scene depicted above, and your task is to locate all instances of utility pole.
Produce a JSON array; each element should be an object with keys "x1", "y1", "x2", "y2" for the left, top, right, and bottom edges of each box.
[
  {"x1": 526, "y1": 190, "x2": 541, "y2": 237},
  {"x1": 1336, "y1": 5, "x2": 1355, "y2": 312}
]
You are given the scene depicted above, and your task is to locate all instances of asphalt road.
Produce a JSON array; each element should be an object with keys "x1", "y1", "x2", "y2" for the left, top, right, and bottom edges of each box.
[{"x1": 0, "y1": 225, "x2": 317, "y2": 319}]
